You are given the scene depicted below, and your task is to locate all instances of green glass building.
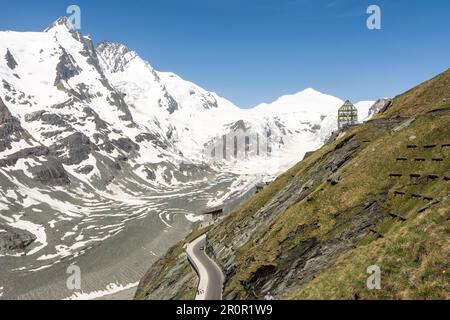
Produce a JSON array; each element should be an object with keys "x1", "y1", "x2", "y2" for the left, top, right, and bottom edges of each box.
[{"x1": 338, "y1": 100, "x2": 358, "y2": 129}]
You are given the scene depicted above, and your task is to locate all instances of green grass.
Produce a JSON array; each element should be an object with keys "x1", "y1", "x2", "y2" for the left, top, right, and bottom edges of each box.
[
  {"x1": 291, "y1": 200, "x2": 450, "y2": 300},
  {"x1": 138, "y1": 68, "x2": 450, "y2": 300},
  {"x1": 209, "y1": 108, "x2": 450, "y2": 298},
  {"x1": 382, "y1": 68, "x2": 450, "y2": 117}
]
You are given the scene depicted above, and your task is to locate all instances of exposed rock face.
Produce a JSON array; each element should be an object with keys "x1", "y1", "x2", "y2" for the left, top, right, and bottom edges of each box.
[
  {"x1": 0, "y1": 97, "x2": 32, "y2": 153},
  {"x1": 231, "y1": 200, "x2": 385, "y2": 299},
  {"x1": 112, "y1": 137, "x2": 140, "y2": 153},
  {"x1": 0, "y1": 98, "x2": 72, "y2": 187},
  {"x1": 0, "y1": 227, "x2": 36, "y2": 254},
  {"x1": 107, "y1": 91, "x2": 135, "y2": 123},
  {"x1": 25, "y1": 110, "x2": 69, "y2": 128},
  {"x1": 96, "y1": 41, "x2": 134, "y2": 73},
  {"x1": 5, "y1": 49, "x2": 18, "y2": 70},
  {"x1": 44, "y1": 16, "x2": 76, "y2": 32},
  {"x1": 0, "y1": 117, "x2": 23, "y2": 141},
  {"x1": 0, "y1": 146, "x2": 50, "y2": 168},
  {"x1": 76, "y1": 165, "x2": 94, "y2": 175},
  {"x1": 82, "y1": 107, "x2": 108, "y2": 130},
  {"x1": 143, "y1": 168, "x2": 156, "y2": 181},
  {"x1": 370, "y1": 98, "x2": 393, "y2": 116},
  {"x1": 50, "y1": 132, "x2": 98, "y2": 165},
  {"x1": 0, "y1": 96, "x2": 13, "y2": 124},
  {"x1": 135, "y1": 132, "x2": 169, "y2": 150},
  {"x1": 201, "y1": 93, "x2": 219, "y2": 110},
  {"x1": 54, "y1": 47, "x2": 82, "y2": 86},
  {"x1": 162, "y1": 91, "x2": 179, "y2": 114},
  {"x1": 228, "y1": 120, "x2": 248, "y2": 132},
  {"x1": 30, "y1": 161, "x2": 71, "y2": 186}
]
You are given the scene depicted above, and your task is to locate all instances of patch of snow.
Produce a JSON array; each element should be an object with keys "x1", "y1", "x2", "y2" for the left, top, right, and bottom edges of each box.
[
  {"x1": 64, "y1": 282, "x2": 138, "y2": 300},
  {"x1": 356, "y1": 100, "x2": 376, "y2": 121},
  {"x1": 185, "y1": 213, "x2": 204, "y2": 223},
  {"x1": 5, "y1": 189, "x2": 18, "y2": 200}
]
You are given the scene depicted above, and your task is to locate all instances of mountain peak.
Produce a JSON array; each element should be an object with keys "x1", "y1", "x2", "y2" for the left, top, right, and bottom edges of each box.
[
  {"x1": 44, "y1": 16, "x2": 76, "y2": 33},
  {"x1": 276, "y1": 87, "x2": 339, "y2": 104},
  {"x1": 301, "y1": 88, "x2": 321, "y2": 94}
]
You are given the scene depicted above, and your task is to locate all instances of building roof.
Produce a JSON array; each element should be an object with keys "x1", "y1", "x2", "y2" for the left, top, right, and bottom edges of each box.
[
  {"x1": 201, "y1": 206, "x2": 224, "y2": 215},
  {"x1": 339, "y1": 100, "x2": 357, "y2": 111}
]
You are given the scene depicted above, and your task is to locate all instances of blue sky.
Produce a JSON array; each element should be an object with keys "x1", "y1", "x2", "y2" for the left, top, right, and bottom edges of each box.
[{"x1": 0, "y1": 0, "x2": 449, "y2": 108}]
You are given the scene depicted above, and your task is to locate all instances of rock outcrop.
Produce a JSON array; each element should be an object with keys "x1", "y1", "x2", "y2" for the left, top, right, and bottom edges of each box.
[
  {"x1": 5, "y1": 49, "x2": 18, "y2": 70},
  {"x1": 0, "y1": 97, "x2": 32, "y2": 153},
  {"x1": 0, "y1": 226, "x2": 36, "y2": 255},
  {"x1": 50, "y1": 132, "x2": 98, "y2": 166},
  {"x1": 0, "y1": 96, "x2": 13, "y2": 124},
  {"x1": 30, "y1": 161, "x2": 71, "y2": 186}
]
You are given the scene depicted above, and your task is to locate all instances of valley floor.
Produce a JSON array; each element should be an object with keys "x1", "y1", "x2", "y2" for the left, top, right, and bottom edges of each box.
[{"x1": 1, "y1": 173, "x2": 258, "y2": 300}]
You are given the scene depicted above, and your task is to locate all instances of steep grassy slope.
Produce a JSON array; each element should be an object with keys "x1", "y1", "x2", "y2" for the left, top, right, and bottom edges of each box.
[
  {"x1": 135, "y1": 68, "x2": 450, "y2": 300},
  {"x1": 382, "y1": 69, "x2": 450, "y2": 117}
]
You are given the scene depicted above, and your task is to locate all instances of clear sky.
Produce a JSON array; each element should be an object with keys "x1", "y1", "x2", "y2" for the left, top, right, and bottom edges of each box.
[{"x1": 0, "y1": 0, "x2": 449, "y2": 108}]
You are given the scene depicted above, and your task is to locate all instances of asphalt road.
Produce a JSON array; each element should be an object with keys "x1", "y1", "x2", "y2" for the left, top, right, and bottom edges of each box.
[{"x1": 187, "y1": 234, "x2": 224, "y2": 300}]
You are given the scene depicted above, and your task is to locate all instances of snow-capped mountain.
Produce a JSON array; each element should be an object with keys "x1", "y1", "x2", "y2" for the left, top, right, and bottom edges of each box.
[
  {"x1": 95, "y1": 40, "x2": 243, "y2": 165},
  {"x1": 93, "y1": 38, "x2": 369, "y2": 176},
  {"x1": 0, "y1": 17, "x2": 377, "y2": 297}
]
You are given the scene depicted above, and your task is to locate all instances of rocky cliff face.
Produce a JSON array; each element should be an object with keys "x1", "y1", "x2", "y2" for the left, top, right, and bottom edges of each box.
[
  {"x1": 0, "y1": 97, "x2": 32, "y2": 153},
  {"x1": 0, "y1": 96, "x2": 12, "y2": 123},
  {"x1": 368, "y1": 98, "x2": 393, "y2": 118},
  {"x1": 136, "y1": 69, "x2": 450, "y2": 300},
  {"x1": 0, "y1": 226, "x2": 36, "y2": 255}
]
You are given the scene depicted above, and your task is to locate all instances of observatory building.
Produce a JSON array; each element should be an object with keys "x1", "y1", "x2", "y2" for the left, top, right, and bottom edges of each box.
[{"x1": 338, "y1": 100, "x2": 358, "y2": 129}]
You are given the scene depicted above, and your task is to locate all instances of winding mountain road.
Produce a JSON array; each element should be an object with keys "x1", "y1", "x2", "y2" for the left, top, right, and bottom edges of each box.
[{"x1": 186, "y1": 234, "x2": 224, "y2": 300}]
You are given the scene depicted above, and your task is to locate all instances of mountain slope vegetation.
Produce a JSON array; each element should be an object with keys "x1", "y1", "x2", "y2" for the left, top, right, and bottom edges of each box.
[{"x1": 136, "y1": 68, "x2": 450, "y2": 300}]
